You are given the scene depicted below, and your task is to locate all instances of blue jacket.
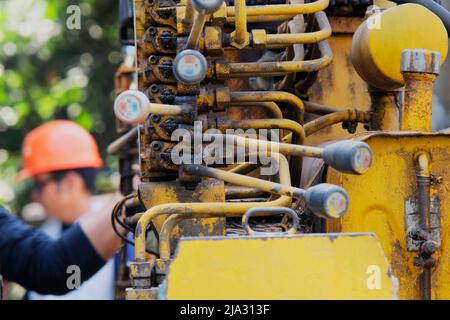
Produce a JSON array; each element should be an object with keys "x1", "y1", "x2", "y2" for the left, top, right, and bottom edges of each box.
[{"x1": 0, "y1": 206, "x2": 104, "y2": 295}]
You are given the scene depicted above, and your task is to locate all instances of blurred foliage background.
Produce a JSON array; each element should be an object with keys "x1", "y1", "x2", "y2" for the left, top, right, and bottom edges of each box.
[{"x1": 0, "y1": 0, "x2": 121, "y2": 212}]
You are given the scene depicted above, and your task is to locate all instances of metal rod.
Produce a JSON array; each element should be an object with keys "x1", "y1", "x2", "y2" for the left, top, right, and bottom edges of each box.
[
  {"x1": 182, "y1": 163, "x2": 306, "y2": 199},
  {"x1": 416, "y1": 152, "x2": 432, "y2": 300},
  {"x1": 107, "y1": 126, "x2": 139, "y2": 155},
  {"x1": 182, "y1": 0, "x2": 195, "y2": 28},
  {"x1": 186, "y1": 10, "x2": 207, "y2": 49},
  {"x1": 204, "y1": 132, "x2": 324, "y2": 158}
]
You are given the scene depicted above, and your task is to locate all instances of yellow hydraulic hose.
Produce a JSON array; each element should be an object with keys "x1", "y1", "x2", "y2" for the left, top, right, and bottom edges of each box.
[
  {"x1": 304, "y1": 109, "x2": 371, "y2": 136},
  {"x1": 226, "y1": 0, "x2": 329, "y2": 17},
  {"x1": 223, "y1": 39, "x2": 332, "y2": 77}
]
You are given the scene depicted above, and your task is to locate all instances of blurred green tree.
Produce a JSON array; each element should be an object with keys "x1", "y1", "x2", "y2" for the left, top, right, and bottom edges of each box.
[{"x1": 0, "y1": 0, "x2": 121, "y2": 210}]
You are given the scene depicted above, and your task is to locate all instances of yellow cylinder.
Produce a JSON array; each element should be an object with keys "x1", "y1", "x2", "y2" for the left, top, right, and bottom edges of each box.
[{"x1": 351, "y1": 4, "x2": 448, "y2": 90}]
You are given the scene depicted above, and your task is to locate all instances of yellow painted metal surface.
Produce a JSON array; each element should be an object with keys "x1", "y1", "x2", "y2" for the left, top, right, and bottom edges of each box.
[
  {"x1": 306, "y1": 16, "x2": 371, "y2": 146},
  {"x1": 164, "y1": 233, "x2": 396, "y2": 300},
  {"x1": 126, "y1": 288, "x2": 157, "y2": 300},
  {"x1": 351, "y1": 4, "x2": 448, "y2": 90},
  {"x1": 401, "y1": 72, "x2": 437, "y2": 132},
  {"x1": 138, "y1": 179, "x2": 226, "y2": 243},
  {"x1": 326, "y1": 133, "x2": 450, "y2": 299}
]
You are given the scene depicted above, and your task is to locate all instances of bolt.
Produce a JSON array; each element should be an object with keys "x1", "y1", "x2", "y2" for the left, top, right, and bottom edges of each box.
[
  {"x1": 160, "y1": 31, "x2": 175, "y2": 50},
  {"x1": 160, "y1": 118, "x2": 178, "y2": 135},
  {"x1": 148, "y1": 55, "x2": 158, "y2": 65},
  {"x1": 151, "y1": 141, "x2": 163, "y2": 151},
  {"x1": 150, "y1": 114, "x2": 161, "y2": 123},
  {"x1": 160, "y1": 90, "x2": 175, "y2": 104},
  {"x1": 348, "y1": 122, "x2": 358, "y2": 134},
  {"x1": 149, "y1": 26, "x2": 157, "y2": 35},
  {"x1": 150, "y1": 84, "x2": 160, "y2": 93},
  {"x1": 431, "y1": 175, "x2": 443, "y2": 185},
  {"x1": 421, "y1": 240, "x2": 439, "y2": 256}
]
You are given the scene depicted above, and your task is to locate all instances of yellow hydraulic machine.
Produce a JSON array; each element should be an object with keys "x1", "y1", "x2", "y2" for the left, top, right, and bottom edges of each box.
[{"x1": 109, "y1": 0, "x2": 450, "y2": 299}]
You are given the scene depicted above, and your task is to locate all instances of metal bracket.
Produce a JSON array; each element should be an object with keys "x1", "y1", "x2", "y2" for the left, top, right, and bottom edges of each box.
[{"x1": 405, "y1": 197, "x2": 441, "y2": 251}]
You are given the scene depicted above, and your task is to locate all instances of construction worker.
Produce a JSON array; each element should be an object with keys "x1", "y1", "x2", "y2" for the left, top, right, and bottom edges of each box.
[
  {"x1": 15, "y1": 120, "x2": 117, "y2": 299},
  {"x1": 0, "y1": 121, "x2": 122, "y2": 298},
  {"x1": 0, "y1": 197, "x2": 121, "y2": 296}
]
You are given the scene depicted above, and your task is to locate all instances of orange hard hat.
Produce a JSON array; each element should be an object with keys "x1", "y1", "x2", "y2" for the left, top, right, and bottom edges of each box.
[{"x1": 18, "y1": 120, "x2": 103, "y2": 180}]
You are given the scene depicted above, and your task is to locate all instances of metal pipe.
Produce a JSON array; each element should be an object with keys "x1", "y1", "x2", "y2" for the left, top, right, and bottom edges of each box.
[
  {"x1": 231, "y1": 0, "x2": 249, "y2": 48},
  {"x1": 158, "y1": 205, "x2": 297, "y2": 260},
  {"x1": 276, "y1": 1, "x2": 306, "y2": 91},
  {"x1": 107, "y1": 126, "x2": 139, "y2": 155},
  {"x1": 186, "y1": 10, "x2": 207, "y2": 49},
  {"x1": 304, "y1": 109, "x2": 370, "y2": 137},
  {"x1": 219, "y1": 118, "x2": 305, "y2": 186},
  {"x1": 303, "y1": 101, "x2": 339, "y2": 115},
  {"x1": 220, "y1": 118, "x2": 305, "y2": 145},
  {"x1": 226, "y1": 0, "x2": 329, "y2": 17},
  {"x1": 230, "y1": 91, "x2": 304, "y2": 122},
  {"x1": 400, "y1": 50, "x2": 440, "y2": 132},
  {"x1": 415, "y1": 151, "x2": 432, "y2": 300},
  {"x1": 227, "y1": 162, "x2": 260, "y2": 175},
  {"x1": 223, "y1": 39, "x2": 332, "y2": 78},
  {"x1": 149, "y1": 102, "x2": 191, "y2": 115},
  {"x1": 182, "y1": 0, "x2": 195, "y2": 28},
  {"x1": 204, "y1": 133, "x2": 373, "y2": 175},
  {"x1": 226, "y1": 14, "x2": 295, "y2": 24},
  {"x1": 225, "y1": 186, "x2": 269, "y2": 199},
  {"x1": 229, "y1": 102, "x2": 283, "y2": 119},
  {"x1": 227, "y1": 10, "x2": 330, "y2": 50},
  {"x1": 266, "y1": 30, "x2": 329, "y2": 47},
  {"x1": 182, "y1": 163, "x2": 306, "y2": 200},
  {"x1": 205, "y1": 133, "x2": 323, "y2": 158},
  {"x1": 134, "y1": 152, "x2": 292, "y2": 261},
  {"x1": 264, "y1": 11, "x2": 331, "y2": 48},
  {"x1": 368, "y1": 87, "x2": 401, "y2": 131},
  {"x1": 159, "y1": 214, "x2": 189, "y2": 260},
  {"x1": 158, "y1": 154, "x2": 293, "y2": 260}
]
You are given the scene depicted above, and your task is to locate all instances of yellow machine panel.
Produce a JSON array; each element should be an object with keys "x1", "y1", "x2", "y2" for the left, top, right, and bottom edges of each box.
[
  {"x1": 326, "y1": 133, "x2": 450, "y2": 299},
  {"x1": 163, "y1": 233, "x2": 397, "y2": 300}
]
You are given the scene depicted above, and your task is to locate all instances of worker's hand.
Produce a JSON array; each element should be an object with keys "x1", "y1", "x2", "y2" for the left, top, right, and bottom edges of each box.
[{"x1": 79, "y1": 192, "x2": 124, "y2": 261}]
